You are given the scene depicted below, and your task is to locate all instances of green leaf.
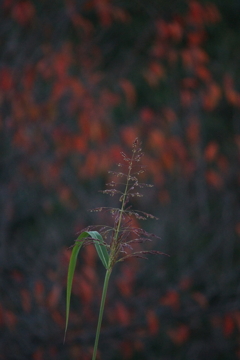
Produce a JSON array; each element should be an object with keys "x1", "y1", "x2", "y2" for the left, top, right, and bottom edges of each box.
[
  {"x1": 64, "y1": 231, "x2": 109, "y2": 342},
  {"x1": 64, "y1": 231, "x2": 89, "y2": 342},
  {"x1": 87, "y1": 231, "x2": 110, "y2": 270}
]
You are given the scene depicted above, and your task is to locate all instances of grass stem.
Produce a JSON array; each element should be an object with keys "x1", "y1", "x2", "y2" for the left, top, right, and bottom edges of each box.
[{"x1": 92, "y1": 268, "x2": 112, "y2": 360}]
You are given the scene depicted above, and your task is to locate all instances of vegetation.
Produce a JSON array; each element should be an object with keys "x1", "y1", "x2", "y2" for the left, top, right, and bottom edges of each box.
[
  {"x1": 65, "y1": 139, "x2": 167, "y2": 359},
  {"x1": 0, "y1": 0, "x2": 240, "y2": 359}
]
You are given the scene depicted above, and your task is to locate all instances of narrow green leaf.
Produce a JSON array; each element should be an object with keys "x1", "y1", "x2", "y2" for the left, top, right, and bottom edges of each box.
[
  {"x1": 87, "y1": 231, "x2": 109, "y2": 269},
  {"x1": 64, "y1": 231, "x2": 109, "y2": 342},
  {"x1": 64, "y1": 231, "x2": 90, "y2": 342}
]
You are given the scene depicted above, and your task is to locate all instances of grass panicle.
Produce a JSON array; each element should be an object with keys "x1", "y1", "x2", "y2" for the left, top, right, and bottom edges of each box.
[{"x1": 65, "y1": 138, "x2": 168, "y2": 359}]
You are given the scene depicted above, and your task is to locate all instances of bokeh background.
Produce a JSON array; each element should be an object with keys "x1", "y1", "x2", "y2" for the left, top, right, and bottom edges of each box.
[{"x1": 1, "y1": 0, "x2": 240, "y2": 359}]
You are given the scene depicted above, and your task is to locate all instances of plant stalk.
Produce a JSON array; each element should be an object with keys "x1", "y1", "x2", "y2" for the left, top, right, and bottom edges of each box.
[{"x1": 92, "y1": 268, "x2": 112, "y2": 360}]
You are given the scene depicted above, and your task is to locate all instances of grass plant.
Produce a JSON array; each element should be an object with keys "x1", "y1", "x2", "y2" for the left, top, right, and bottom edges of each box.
[{"x1": 64, "y1": 138, "x2": 167, "y2": 359}]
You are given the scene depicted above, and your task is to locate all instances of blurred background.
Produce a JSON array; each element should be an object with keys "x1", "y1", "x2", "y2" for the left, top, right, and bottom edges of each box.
[{"x1": 0, "y1": 0, "x2": 240, "y2": 359}]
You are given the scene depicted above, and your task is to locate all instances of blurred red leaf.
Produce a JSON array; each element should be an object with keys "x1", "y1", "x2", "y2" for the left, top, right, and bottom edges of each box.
[
  {"x1": 205, "y1": 3, "x2": 221, "y2": 23},
  {"x1": 119, "y1": 79, "x2": 136, "y2": 107},
  {"x1": 147, "y1": 129, "x2": 165, "y2": 151},
  {"x1": 168, "y1": 324, "x2": 190, "y2": 345},
  {"x1": 202, "y1": 82, "x2": 222, "y2": 111},
  {"x1": 223, "y1": 314, "x2": 235, "y2": 337},
  {"x1": 224, "y1": 75, "x2": 240, "y2": 107},
  {"x1": 34, "y1": 280, "x2": 45, "y2": 306},
  {"x1": 170, "y1": 137, "x2": 187, "y2": 163},
  {"x1": 51, "y1": 310, "x2": 64, "y2": 327},
  {"x1": 195, "y1": 65, "x2": 211, "y2": 81},
  {"x1": 33, "y1": 349, "x2": 44, "y2": 360},
  {"x1": 187, "y1": 1, "x2": 205, "y2": 25},
  {"x1": 0, "y1": 67, "x2": 13, "y2": 91},
  {"x1": 204, "y1": 142, "x2": 219, "y2": 162},
  {"x1": 47, "y1": 284, "x2": 62, "y2": 309},
  {"x1": 187, "y1": 30, "x2": 206, "y2": 46},
  {"x1": 11, "y1": 0, "x2": 35, "y2": 26},
  {"x1": 186, "y1": 120, "x2": 200, "y2": 144},
  {"x1": 205, "y1": 169, "x2": 223, "y2": 189},
  {"x1": 144, "y1": 62, "x2": 165, "y2": 86},
  {"x1": 72, "y1": 275, "x2": 94, "y2": 303},
  {"x1": 191, "y1": 291, "x2": 208, "y2": 308},
  {"x1": 146, "y1": 309, "x2": 159, "y2": 335},
  {"x1": 121, "y1": 126, "x2": 139, "y2": 147},
  {"x1": 160, "y1": 290, "x2": 180, "y2": 311},
  {"x1": 4, "y1": 310, "x2": 17, "y2": 330},
  {"x1": 162, "y1": 151, "x2": 175, "y2": 172},
  {"x1": 94, "y1": 0, "x2": 112, "y2": 27},
  {"x1": 217, "y1": 155, "x2": 229, "y2": 173},
  {"x1": 119, "y1": 340, "x2": 133, "y2": 359},
  {"x1": 83, "y1": 245, "x2": 97, "y2": 267},
  {"x1": 140, "y1": 107, "x2": 155, "y2": 124},
  {"x1": 73, "y1": 135, "x2": 87, "y2": 153},
  {"x1": 115, "y1": 301, "x2": 130, "y2": 326}
]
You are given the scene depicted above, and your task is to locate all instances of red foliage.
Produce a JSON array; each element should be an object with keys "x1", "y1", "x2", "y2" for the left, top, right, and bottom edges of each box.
[
  {"x1": 160, "y1": 290, "x2": 180, "y2": 311},
  {"x1": 0, "y1": 1, "x2": 238, "y2": 359},
  {"x1": 146, "y1": 309, "x2": 159, "y2": 335},
  {"x1": 34, "y1": 280, "x2": 45, "y2": 306},
  {"x1": 11, "y1": 0, "x2": 36, "y2": 26},
  {"x1": 223, "y1": 314, "x2": 235, "y2": 337},
  {"x1": 168, "y1": 324, "x2": 190, "y2": 345},
  {"x1": 114, "y1": 301, "x2": 131, "y2": 326}
]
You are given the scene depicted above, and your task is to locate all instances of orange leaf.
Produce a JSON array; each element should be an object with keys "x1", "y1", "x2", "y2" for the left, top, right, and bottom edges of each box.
[
  {"x1": 144, "y1": 62, "x2": 165, "y2": 86},
  {"x1": 204, "y1": 142, "x2": 219, "y2": 162},
  {"x1": 195, "y1": 65, "x2": 211, "y2": 81},
  {"x1": 121, "y1": 126, "x2": 139, "y2": 147},
  {"x1": 202, "y1": 82, "x2": 222, "y2": 110},
  {"x1": 205, "y1": 170, "x2": 223, "y2": 189},
  {"x1": 147, "y1": 129, "x2": 165, "y2": 150},
  {"x1": 162, "y1": 151, "x2": 175, "y2": 172},
  {"x1": 224, "y1": 75, "x2": 240, "y2": 107}
]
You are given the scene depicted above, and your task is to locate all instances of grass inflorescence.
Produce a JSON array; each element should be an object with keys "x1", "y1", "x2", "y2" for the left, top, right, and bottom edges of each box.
[{"x1": 65, "y1": 138, "x2": 167, "y2": 359}]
